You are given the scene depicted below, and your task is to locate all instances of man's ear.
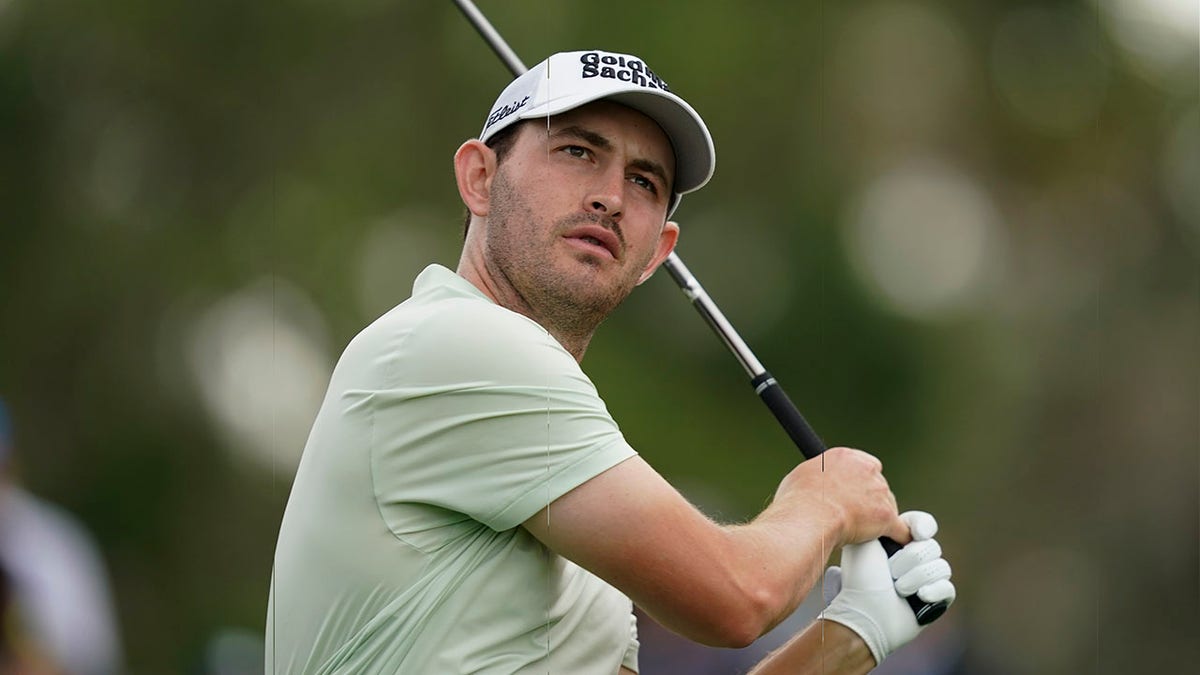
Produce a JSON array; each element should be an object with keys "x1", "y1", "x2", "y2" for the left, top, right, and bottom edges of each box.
[
  {"x1": 637, "y1": 220, "x2": 680, "y2": 285},
  {"x1": 454, "y1": 139, "x2": 497, "y2": 220}
]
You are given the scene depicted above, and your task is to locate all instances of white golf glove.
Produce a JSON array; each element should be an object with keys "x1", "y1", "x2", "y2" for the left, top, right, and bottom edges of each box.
[{"x1": 820, "y1": 511, "x2": 956, "y2": 666}]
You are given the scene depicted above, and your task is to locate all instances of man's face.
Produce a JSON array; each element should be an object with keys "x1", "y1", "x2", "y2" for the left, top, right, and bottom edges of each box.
[{"x1": 480, "y1": 101, "x2": 677, "y2": 333}]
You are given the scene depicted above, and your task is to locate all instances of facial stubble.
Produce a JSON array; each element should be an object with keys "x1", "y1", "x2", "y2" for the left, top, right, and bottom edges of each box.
[{"x1": 484, "y1": 167, "x2": 653, "y2": 352}]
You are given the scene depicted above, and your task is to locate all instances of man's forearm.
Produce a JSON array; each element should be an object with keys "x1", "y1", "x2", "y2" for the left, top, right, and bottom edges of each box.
[
  {"x1": 525, "y1": 457, "x2": 849, "y2": 647},
  {"x1": 746, "y1": 620, "x2": 876, "y2": 675},
  {"x1": 715, "y1": 496, "x2": 845, "y2": 637}
]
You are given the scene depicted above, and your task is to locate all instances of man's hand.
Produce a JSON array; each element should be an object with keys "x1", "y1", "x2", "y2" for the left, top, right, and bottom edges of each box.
[
  {"x1": 772, "y1": 447, "x2": 909, "y2": 548},
  {"x1": 820, "y1": 511, "x2": 956, "y2": 666}
]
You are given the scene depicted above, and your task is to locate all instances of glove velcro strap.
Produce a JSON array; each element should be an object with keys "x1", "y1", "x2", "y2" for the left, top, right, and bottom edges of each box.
[{"x1": 821, "y1": 596, "x2": 889, "y2": 666}]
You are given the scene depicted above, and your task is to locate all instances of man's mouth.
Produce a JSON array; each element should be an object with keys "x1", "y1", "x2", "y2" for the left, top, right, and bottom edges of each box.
[{"x1": 563, "y1": 225, "x2": 621, "y2": 260}]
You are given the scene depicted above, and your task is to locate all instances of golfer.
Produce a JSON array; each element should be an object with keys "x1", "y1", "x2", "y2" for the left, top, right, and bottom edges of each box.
[{"x1": 266, "y1": 49, "x2": 955, "y2": 674}]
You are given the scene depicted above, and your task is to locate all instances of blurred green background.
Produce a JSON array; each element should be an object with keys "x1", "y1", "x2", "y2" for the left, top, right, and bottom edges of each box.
[{"x1": 0, "y1": 0, "x2": 1196, "y2": 672}]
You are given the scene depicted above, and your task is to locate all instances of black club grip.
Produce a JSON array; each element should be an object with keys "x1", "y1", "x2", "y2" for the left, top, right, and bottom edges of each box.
[
  {"x1": 751, "y1": 372, "x2": 826, "y2": 459},
  {"x1": 750, "y1": 372, "x2": 949, "y2": 626}
]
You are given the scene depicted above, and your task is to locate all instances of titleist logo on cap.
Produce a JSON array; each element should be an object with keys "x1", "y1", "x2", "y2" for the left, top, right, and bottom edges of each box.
[
  {"x1": 485, "y1": 95, "x2": 530, "y2": 131},
  {"x1": 579, "y1": 51, "x2": 670, "y2": 91}
]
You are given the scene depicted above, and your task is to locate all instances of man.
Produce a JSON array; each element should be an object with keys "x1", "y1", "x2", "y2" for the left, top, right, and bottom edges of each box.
[{"x1": 266, "y1": 50, "x2": 955, "y2": 674}]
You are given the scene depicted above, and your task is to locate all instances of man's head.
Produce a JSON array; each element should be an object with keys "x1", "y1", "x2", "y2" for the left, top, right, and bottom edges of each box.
[
  {"x1": 452, "y1": 50, "x2": 715, "y2": 358},
  {"x1": 480, "y1": 50, "x2": 714, "y2": 216}
]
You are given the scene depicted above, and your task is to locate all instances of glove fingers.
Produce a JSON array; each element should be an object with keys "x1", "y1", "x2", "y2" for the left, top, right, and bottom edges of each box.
[
  {"x1": 822, "y1": 566, "x2": 843, "y2": 606},
  {"x1": 895, "y1": 558, "x2": 952, "y2": 597},
  {"x1": 888, "y1": 539, "x2": 942, "y2": 579},
  {"x1": 916, "y1": 579, "x2": 957, "y2": 605},
  {"x1": 898, "y1": 510, "x2": 938, "y2": 541}
]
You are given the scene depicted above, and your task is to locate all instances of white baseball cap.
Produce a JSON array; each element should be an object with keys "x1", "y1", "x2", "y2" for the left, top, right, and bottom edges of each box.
[{"x1": 480, "y1": 50, "x2": 716, "y2": 214}]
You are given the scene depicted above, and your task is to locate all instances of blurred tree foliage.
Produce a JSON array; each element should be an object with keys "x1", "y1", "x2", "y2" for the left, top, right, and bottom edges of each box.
[{"x1": 0, "y1": 1, "x2": 1195, "y2": 672}]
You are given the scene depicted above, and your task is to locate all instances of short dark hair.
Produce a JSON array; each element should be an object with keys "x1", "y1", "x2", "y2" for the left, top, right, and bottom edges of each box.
[{"x1": 461, "y1": 122, "x2": 525, "y2": 238}]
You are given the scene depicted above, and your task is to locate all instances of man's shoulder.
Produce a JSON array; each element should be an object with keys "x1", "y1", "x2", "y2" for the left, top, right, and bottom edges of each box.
[
  {"x1": 419, "y1": 299, "x2": 567, "y2": 371},
  {"x1": 377, "y1": 265, "x2": 546, "y2": 342},
  {"x1": 394, "y1": 289, "x2": 556, "y2": 354},
  {"x1": 348, "y1": 285, "x2": 575, "y2": 388}
]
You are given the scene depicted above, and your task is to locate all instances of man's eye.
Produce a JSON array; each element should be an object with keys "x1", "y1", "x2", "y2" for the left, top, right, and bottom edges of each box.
[
  {"x1": 563, "y1": 145, "x2": 591, "y2": 159},
  {"x1": 630, "y1": 174, "x2": 657, "y2": 194}
]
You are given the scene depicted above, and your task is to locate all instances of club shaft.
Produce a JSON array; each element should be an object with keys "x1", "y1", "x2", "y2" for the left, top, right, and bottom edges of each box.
[
  {"x1": 452, "y1": 0, "x2": 527, "y2": 76},
  {"x1": 661, "y1": 254, "x2": 764, "y2": 376},
  {"x1": 661, "y1": 254, "x2": 827, "y2": 457}
]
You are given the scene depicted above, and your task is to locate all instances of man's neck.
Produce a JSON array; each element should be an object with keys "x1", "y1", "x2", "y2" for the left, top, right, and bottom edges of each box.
[{"x1": 456, "y1": 254, "x2": 595, "y2": 363}]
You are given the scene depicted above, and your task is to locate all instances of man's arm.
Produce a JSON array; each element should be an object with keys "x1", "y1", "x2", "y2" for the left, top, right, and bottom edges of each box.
[
  {"x1": 522, "y1": 448, "x2": 909, "y2": 648},
  {"x1": 747, "y1": 620, "x2": 876, "y2": 675}
]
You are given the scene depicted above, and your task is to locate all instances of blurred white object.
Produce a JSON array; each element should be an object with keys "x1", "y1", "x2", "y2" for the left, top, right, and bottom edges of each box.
[{"x1": 0, "y1": 486, "x2": 123, "y2": 675}]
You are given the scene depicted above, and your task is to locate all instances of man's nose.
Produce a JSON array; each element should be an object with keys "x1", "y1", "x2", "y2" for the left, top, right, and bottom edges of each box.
[{"x1": 584, "y1": 168, "x2": 624, "y2": 221}]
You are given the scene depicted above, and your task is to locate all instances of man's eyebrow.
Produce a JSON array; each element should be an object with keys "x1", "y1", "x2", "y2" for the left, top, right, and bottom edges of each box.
[
  {"x1": 630, "y1": 158, "x2": 671, "y2": 194},
  {"x1": 550, "y1": 125, "x2": 613, "y2": 151},
  {"x1": 550, "y1": 125, "x2": 672, "y2": 192}
]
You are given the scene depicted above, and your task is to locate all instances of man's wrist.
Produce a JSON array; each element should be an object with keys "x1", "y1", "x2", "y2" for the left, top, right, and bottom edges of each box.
[
  {"x1": 764, "y1": 491, "x2": 846, "y2": 550},
  {"x1": 746, "y1": 620, "x2": 876, "y2": 675},
  {"x1": 820, "y1": 602, "x2": 887, "y2": 666},
  {"x1": 816, "y1": 619, "x2": 879, "y2": 669}
]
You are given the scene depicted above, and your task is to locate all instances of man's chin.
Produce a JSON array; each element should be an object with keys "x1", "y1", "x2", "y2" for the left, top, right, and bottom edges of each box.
[{"x1": 545, "y1": 270, "x2": 632, "y2": 315}]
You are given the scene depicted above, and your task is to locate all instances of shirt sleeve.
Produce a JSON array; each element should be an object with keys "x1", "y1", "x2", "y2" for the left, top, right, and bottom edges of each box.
[
  {"x1": 368, "y1": 299, "x2": 637, "y2": 534},
  {"x1": 622, "y1": 612, "x2": 640, "y2": 672}
]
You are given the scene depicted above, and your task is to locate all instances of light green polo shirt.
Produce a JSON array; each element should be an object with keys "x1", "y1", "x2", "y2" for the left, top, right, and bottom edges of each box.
[{"x1": 266, "y1": 264, "x2": 640, "y2": 674}]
